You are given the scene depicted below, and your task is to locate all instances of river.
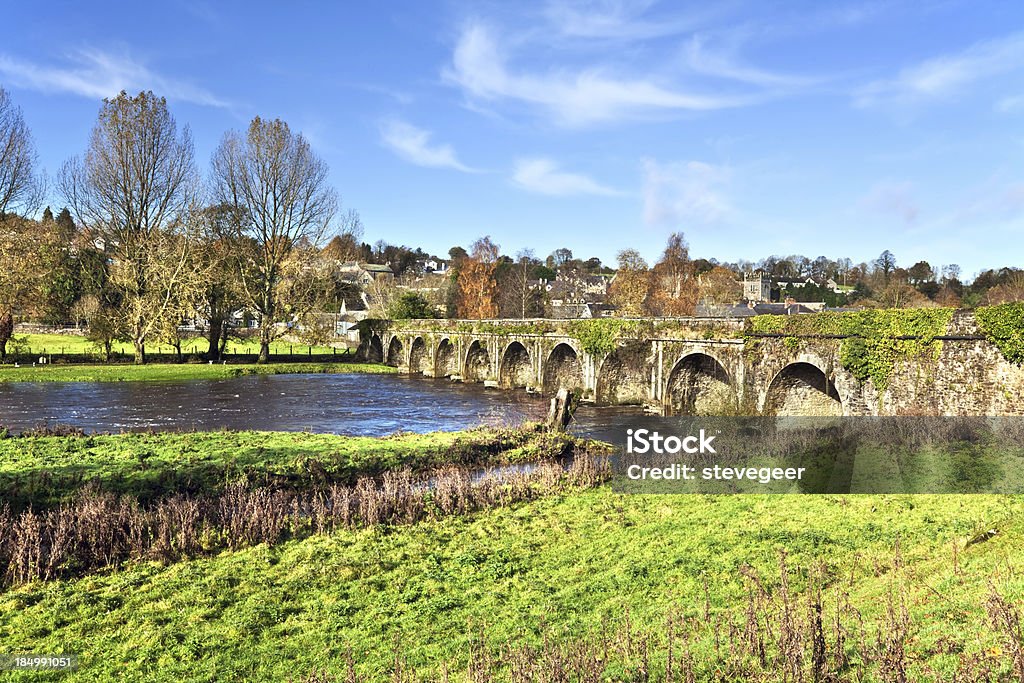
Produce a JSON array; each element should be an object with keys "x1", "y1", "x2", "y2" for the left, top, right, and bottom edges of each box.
[{"x1": 0, "y1": 373, "x2": 645, "y2": 439}]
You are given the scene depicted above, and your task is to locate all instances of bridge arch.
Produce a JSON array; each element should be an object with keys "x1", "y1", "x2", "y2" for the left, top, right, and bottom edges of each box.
[
  {"x1": 596, "y1": 343, "x2": 650, "y2": 405},
  {"x1": 543, "y1": 343, "x2": 583, "y2": 394},
  {"x1": 665, "y1": 352, "x2": 735, "y2": 415},
  {"x1": 464, "y1": 340, "x2": 490, "y2": 382},
  {"x1": 763, "y1": 361, "x2": 842, "y2": 416},
  {"x1": 385, "y1": 336, "x2": 404, "y2": 367},
  {"x1": 408, "y1": 337, "x2": 427, "y2": 374},
  {"x1": 365, "y1": 333, "x2": 384, "y2": 364},
  {"x1": 499, "y1": 341, "x2": 532, "y2": 389},
  {"x1": 435, "y1": 338, "x2": 458, "y2": 377}
]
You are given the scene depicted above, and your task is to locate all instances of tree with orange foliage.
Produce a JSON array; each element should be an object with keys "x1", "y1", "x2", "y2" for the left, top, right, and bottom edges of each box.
[
  {"x1": 698, "y1": 265, "x2": 741, "y2": 312},
  {"x1": 608, "y1": 249, "x2": 649, "y2": 316},
  {"x1": 647, "y1": 232, "x2": 698, "y2": 316},
  {"x1": 456, "y1": 236, "x2": 500, "y2": 319}
]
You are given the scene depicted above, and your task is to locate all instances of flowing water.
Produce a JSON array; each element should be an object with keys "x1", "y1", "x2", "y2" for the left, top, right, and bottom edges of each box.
[{"x1": 0, "y1": 373, "x2": 643, "y2": 439}]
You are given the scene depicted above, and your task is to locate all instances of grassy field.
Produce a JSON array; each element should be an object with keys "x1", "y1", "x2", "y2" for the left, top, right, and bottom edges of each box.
[
  {"x1": 2, "y1": 424, "x2": 1022, "y2": 681},
  {"x1": 0, "y1": 490, "x2": 1020, "y2": 681},
  {"x1": 8, "y1": 332, "x2": 345, "y2": 358},
  {"x1": 0, "y1": 361, "x2": 392, "y2": 383},
  {"x1": 0, "y1": 427, "x2": 584, "y2": 508}
]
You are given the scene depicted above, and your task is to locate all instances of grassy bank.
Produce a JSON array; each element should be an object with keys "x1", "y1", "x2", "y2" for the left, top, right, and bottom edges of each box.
[
  {"x1": 0, "y1": 361, "x2": 393, "y2": 383},
  {"x1": 9, "y1": 332, "x2": 344, "y2": 357},
  {"x1": 0, "y1": 490, "x2": 1021, "y2": 681},
  {"x1": 0, "y1": 427, "x2": 589, "y2": 509},
  {"x1": 3, "y1": 425, "x2": 1021, "y2": 681}
]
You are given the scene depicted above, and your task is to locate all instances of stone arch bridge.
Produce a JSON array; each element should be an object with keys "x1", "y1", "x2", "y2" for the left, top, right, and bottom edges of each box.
[{"x1": 358, "y1": 314, "x2": 1024, "y2": 417}]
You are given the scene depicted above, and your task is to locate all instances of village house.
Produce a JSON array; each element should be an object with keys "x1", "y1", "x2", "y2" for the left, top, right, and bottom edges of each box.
[
  {"x1": 775, "y1": 276, "x2": 846, "y2": 294},
  {"x1": 418, "y1": 258, "x2": 448, "y2": 274},
  {"x1": 337, "y1": 261, "x2": 395, "y2": 285},
  {"x1": 542, "y1": 270, "x2": 615, "y2": 318}
]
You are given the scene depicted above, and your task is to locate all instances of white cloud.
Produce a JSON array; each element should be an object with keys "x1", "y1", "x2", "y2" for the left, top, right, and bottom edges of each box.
[
  {"x1": 641, "y1": 159, "x2": 733, "y2": 226},
  {"x1": 861, "y1": 181, "x2": 919, "y2": 224},
  {"x1": 543, "y1": 0, "x2": 703, "y2": 41},
  {"x1": 0, "y1": 49, "x2": 228, "y2": 107},
  {"x1": 443, "y1": 23, "x2": 751, "y2": 127},
  {"x1": 379, "y1": 120, "x2": 477, "y2": 172},
  {"x1": 684, "y1": 35, "x2": 818, "y2": 88},
  {"x1": 512, "y1": 158, "x2": 620, "y2": 196},
  {"x1": 855, "y1": 31, "x2": 1024, "y2": 108}
]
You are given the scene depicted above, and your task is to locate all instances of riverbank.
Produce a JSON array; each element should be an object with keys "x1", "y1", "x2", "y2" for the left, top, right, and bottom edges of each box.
[
  {"x1": 7, "y1": 332, "x2": 345, "y2": 357},
  {"x1": 0, "y1": 361, "x2": 394, "y2": 383},
  {"x1": 1, "y1": 488, "x2": 1020, "y2": 681},
  {"x1": 0, "y1": 425, "x2": 590, "y2": 508}
]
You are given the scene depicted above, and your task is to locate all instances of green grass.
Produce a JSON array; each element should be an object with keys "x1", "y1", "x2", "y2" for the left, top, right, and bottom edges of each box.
[
  {"x1": 0, "y1": 361, "x2": 393, "y2": 383},
  {"x1": 1, "y1": 421, "x2": 1020, "y2": 680},
  {"x1": 0, "y1": 490, "x2": 1021, "y2": 681},
  {"x1": 0, "y1": 427, "x2": 585, "y2": 508},
  {"x1": 8, "y1": 333, "x2": 345, "y2": 357}
]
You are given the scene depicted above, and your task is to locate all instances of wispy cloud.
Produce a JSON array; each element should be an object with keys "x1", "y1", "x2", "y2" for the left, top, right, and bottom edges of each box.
[
  {"x1": 855, "y1": 31, "x2": 1024, "y2": 109},
  {"x1": 380, "y1": 120, "x2": 478, "y2": 172},
  {"x1": 542, "y1": 0, "x2": 709, "y2": 41},
  {"x1": 684, "y1": 35, "x2": 819, "y2": 88},
  {"x1": 0, "y1": 48, "x2": 229, "y2": 107},
  {"x1": 443, "y1": 23, "x2": 752, "y2": 127},
  {"x1": 754, "y1": 1, "x2": 891, "y2": 40},
  {"x1": 642, "y1": 159, "x2": 733, "y2": 226},
  {"x1": 512, "y1": 158, "x2": 620, "y2": 196},
  {"x1": 861, "y1": 181, "x2": 919, "y2": 224}
]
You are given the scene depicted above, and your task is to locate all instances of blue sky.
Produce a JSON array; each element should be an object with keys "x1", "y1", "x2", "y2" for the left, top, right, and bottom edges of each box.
[{"x1": 2, "y1": 1, "x2": 1023, "y2": 278}]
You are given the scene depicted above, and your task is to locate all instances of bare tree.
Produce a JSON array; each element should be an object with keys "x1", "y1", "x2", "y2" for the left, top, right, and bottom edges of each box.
[
  {"x1": 211, "y1": 117, "x2": 337, "y2": 363},
  {"x1": 648, "y1": 232, "x2": 698, "y2": 316},
  {"x1": 0, "y1": 88, "x2": 44, "y2": 217},
  {"x1": 500, "y1": 248, "x2": 541, "y2": 318},
  {"x1": 58, "y1": 91, "x2": 199, "y2": 363}
]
